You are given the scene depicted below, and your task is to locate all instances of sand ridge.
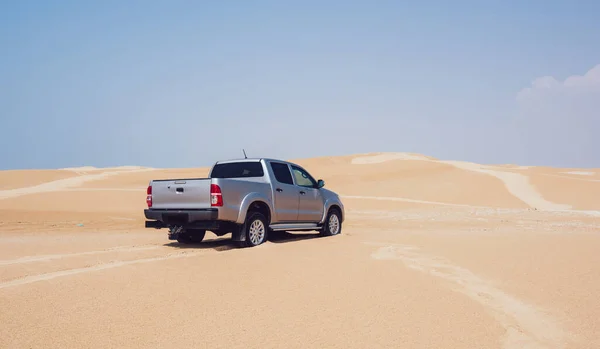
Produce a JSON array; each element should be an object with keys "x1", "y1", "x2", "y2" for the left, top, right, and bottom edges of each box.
[
  {"x1": 561, "y1": 171, "x2": 595, "y2": 176},
  {"x1": 0, "y1": 168, "x2": 156, "y2": 200},
  {"x1": 542, "y1": 173, "x2": 600, "y2": 183},
  {"x1": 60, "y1": 166, "x2": 156, "y2": 172},
  {"x1": 440, "y1": 160, "x2": 572, "y2": 211},
  {"x1": 350, "y1": 153, "x2": 581, "y2": 212},
  {"x1": 351, "y1": 152, "x2": 438, "y2": 163}
]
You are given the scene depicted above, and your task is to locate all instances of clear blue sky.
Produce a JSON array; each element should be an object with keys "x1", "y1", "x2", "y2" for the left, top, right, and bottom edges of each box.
[{"x1": 1, "y1": 0, "x2": 599, "y2": 169}]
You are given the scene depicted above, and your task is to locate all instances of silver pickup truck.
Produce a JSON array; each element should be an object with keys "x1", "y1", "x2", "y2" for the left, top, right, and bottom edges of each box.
[{"x1": 144, "y1": 158, "x2": 345, "y2": 247}]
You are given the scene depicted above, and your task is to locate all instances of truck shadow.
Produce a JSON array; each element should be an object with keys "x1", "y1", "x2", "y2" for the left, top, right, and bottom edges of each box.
[
  {"x1": 268, "y1": 231, "x2": 323, "y2": 244},
  {"x1": 163, "y1": 231, "x2": 322, "y2": 250},
  {"x1": 163, "y1": 237, "x2": 235, "y2": 252}
]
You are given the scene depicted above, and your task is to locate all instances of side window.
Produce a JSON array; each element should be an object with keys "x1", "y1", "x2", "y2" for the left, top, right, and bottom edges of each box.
[
  {"x1": 270, "y1": 162, "x2": 294, "y2": 185},
  {"x1": 291, "y1": 165, "x2": 317, "y2": 188}
]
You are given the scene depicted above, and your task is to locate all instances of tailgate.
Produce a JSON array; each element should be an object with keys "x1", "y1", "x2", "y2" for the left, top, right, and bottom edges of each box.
[{"x1": 150, "y1": 178, "x2": 212, "y2": 209}]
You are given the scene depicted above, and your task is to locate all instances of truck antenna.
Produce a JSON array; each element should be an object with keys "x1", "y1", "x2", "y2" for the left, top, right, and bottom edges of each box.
[{"x1": 242, "y1": 149, "x2": 248, "y2": 159}]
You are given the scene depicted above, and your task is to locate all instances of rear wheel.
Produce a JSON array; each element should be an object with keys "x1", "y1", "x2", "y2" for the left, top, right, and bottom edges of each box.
[
  {"x1": 320, "y1": 209, "x2": 342, "y2": 237},
  {"x1": 239, "y1": 211, "x2": 268, "y2": 247}
]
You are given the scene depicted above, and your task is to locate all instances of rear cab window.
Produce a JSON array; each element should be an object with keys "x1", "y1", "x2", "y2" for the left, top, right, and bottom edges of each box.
[{"x1": 210, "y1": 161, "x2": 265, "y2": 178}]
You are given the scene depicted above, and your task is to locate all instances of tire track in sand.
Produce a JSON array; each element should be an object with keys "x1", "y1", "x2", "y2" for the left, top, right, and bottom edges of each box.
[
  {"x1": 0, "y1": 245, "x2": 160, "y2": 266},
  {"x1": 368, "y1": 242, "x2": 572, "y2": 349},
  {"x1": 0, "y1": 250, "x2": 207, "y2": 290}
]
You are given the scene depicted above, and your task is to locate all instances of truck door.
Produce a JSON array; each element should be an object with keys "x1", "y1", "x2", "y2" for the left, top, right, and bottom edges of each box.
[
  {"x1": 268, "y1": 162, "x2": 300, "y2": 223},
  {"x1": 290, "y1": 165, "x2": 324, "y2": 223}
]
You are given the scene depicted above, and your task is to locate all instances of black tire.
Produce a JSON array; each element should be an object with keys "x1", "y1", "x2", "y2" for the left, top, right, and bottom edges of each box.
[
  {"x1": 239, "y1": 211, "x2": 268, "y2": 248},
  {"x1": 320, "y1": 208, "x2": 342, "y2": 237},
  {"x1": 176, "y1": 229, "x2": 206, "y2": 244}
]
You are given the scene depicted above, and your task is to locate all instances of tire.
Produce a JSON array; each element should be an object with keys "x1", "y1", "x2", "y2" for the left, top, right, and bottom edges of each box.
[
  {"x1": 320, "y1": 208, "x2": 342, "y2": 237},
  {"x1": 240, "y1": 211, "x2": 268, "y2": 247},
  {"x1": 176, "y1": 229, "x2": 206, "y2": 244}
]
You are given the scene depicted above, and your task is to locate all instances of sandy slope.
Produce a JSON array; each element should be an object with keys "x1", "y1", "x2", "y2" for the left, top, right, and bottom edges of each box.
[
  {"x1": 1, "y1": 152, "x2": 599, "y2": 349},
  {"x1": 0, "y1": 170, "x2": 81, "y2": 190}
]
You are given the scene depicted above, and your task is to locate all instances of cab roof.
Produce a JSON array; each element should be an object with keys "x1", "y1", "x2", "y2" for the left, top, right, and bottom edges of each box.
[{"x1": 214, "y1": 157, "x2": 289, "y2": 165}]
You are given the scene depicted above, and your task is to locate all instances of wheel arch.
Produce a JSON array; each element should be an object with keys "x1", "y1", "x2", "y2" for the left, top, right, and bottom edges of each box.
[
  {"x1": 236, "y1": 193, "x2": 273, "y2": 224},
  {"x1": 328, "y1": 204, "x2": 343, "y2": 220},
  {"x1": 247, "y1": 201, "x2": 271, "y2": 224},
  {"x1": 320, "y1": 199, "x2": 344, "y2": 224}
]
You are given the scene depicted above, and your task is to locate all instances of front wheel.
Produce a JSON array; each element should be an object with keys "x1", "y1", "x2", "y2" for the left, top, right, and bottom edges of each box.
[
  {"x1": 240, "y1": 211, "x2": 268, "y2": 247},
  {"x1": 320, "y1": 209, "x2": 342, "y2": 236}
]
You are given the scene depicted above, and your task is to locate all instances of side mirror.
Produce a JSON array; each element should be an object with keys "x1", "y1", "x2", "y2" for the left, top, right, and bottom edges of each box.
[{"x1": 317, "y1": 179, "x2": 325, "y2": 188}]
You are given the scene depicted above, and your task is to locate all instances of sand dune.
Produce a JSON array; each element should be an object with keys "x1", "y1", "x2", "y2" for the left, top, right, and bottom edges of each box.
[
  {"x1": 349, "y1": 152, "x2": 596, "y2": 212},
  {"x1": 60, "y1": 165, "x2": 155, "y2": 172},
  {"x1": 1, "y1": 152, "x2": 599, "y2": 348},
  {"x1": 351, "y1": 152, "x2": 438, "y2": 163}
]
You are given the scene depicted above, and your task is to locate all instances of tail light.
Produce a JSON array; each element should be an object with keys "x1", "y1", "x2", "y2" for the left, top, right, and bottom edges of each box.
[
  {"x1": 210, "y1": 184, "x2": 223, "y2": 207},
  {"x1": 146, "y1": 185, "x2": 152, "y2": 207}
]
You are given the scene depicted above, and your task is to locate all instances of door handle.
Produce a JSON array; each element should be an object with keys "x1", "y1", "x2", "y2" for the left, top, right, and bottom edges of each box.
[
  {"x1": 276, "y1": 188, "x2": 283, "y2": 192},
  {"x1": 299, "y1": 190, "x2": 306, "y2": 195}
]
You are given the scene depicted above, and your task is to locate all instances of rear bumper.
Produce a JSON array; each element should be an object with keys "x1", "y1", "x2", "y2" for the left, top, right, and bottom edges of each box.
[
  {"x1": 144, "y1": 208, "x2": 218, "y2": 221},
  {"x1": 144, "y1": 208, "x2": 219, "y2": 229}
]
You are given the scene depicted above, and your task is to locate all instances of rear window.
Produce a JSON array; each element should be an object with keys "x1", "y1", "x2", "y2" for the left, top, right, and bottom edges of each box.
[{"x1": 210, "y1": 162, "x2": 265, "y2": 178}]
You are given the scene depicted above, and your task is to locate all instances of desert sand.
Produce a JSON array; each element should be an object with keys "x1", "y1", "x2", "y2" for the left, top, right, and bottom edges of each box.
[{"x1": 1, "y1": 152, "x2": 599, "y2": 349}]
